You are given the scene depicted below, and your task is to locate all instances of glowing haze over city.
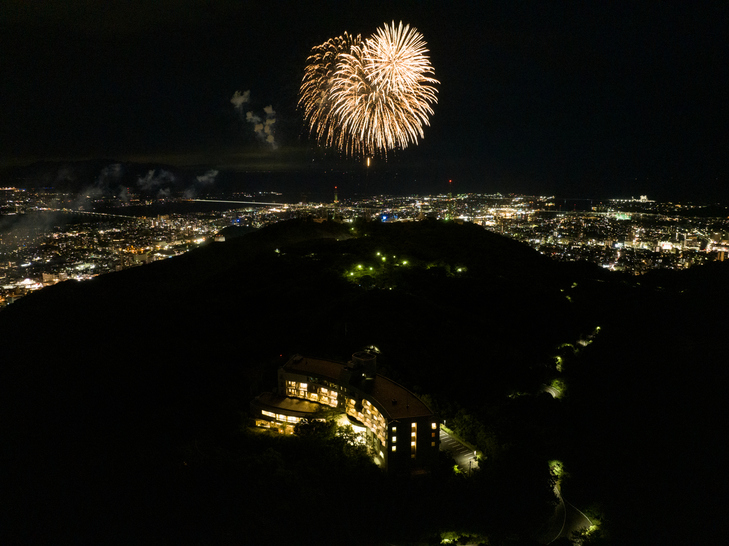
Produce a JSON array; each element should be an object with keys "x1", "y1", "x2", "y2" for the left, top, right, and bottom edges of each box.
[{"x1": 1, "y1": 2, "x2": 726, "y2": 305}]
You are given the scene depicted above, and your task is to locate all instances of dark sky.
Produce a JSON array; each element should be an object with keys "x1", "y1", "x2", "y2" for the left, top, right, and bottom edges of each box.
[{"x1": 1, "y1": 1, "x2": 727, "y2": 200}]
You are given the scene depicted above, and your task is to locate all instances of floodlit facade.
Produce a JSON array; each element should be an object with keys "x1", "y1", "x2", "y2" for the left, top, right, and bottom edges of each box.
[{"x1": 251, "y1": 352, "x2": 440, "y2": 473}]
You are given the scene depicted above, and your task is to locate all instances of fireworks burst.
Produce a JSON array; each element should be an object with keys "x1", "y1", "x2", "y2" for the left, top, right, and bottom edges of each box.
[{"x1": 299, "y1": 21, "x2": 438, "y2": 157}]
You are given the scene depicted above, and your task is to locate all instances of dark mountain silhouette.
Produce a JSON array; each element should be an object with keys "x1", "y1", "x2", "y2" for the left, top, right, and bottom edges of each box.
[{"x1": 2, "y1": 218, "x2": 728, "y2": 544}]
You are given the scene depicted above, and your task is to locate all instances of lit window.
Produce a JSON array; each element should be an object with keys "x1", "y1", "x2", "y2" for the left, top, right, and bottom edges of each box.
[
  {"x1": 411, "y1": 432, "x2": 416, "y2": 437},
  {"x1": 411, "y1": 441, "x2": 416, "y2": 447},
  {"x1": 392, "y1": 436, "x2": 397, "y2": 443},
  {"x1": 392, "y1": 426, "x2": 397, "y2": 432},
  {"x1": 432, "y1": 432, "x2": 436, "y2": 437},
  {"x1": 300, "y1": 383, "x2": 307, "y2": 390},
  {"x1": 431, "y1": 422, "x2": 437, "y2": 429},
  {"x1": 411, "y1": 422, "x2": 416, "y2": 428},
  {"x1": 392, "y1": 446, "x2": 396, "y2": 452},
  {"x1": 431, "y1": 442, "x2": 435, "y2": 447}
]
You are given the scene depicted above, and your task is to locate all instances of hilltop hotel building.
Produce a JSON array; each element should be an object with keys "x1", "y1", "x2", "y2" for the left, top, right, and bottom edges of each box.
[{"x1": 251, "y1": 352, "x2": 440, "y2": 473}]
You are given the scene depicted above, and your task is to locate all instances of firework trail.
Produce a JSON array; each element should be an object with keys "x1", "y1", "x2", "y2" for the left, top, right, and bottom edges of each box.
[{"x1": 299, "y1": 21, "x2": 438, "y2": 157}]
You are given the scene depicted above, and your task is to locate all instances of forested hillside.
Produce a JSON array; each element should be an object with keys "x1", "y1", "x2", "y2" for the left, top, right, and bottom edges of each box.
[{"x1": 3, "y1": 219, "x2": 727, "y2": 544}]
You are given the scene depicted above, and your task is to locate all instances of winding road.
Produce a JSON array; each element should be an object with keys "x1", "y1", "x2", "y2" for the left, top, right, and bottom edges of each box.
[
  {"x1": 439, "y1": 428, "x2": 479, "y2": 474},
  {"x1": 438, "y1": 427, "x2": 591, "y2": 544}
]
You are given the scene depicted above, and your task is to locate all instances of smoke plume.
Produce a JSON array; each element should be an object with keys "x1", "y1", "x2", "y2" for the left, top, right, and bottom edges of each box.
[
  {"x1": 231, "y1": 89, "x2": 277, "y2": 148},
  {"x1": 196, "y1": 169, "x2": 219, "y2": 185},
  {"x1": 137, "y1": 169, "x2": 175, "y2": 192},
  {"x1": 230, "y1": 90, "x2": 250, "y2": 110}
]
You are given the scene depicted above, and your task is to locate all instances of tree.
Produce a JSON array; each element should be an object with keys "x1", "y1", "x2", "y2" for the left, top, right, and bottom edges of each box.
[{"x1": 293, "y1": 417, "x2": 335, "y2": 439}]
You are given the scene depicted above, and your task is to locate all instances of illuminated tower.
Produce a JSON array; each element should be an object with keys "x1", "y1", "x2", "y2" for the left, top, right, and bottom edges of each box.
[
  {"x1": 446, "y1": 179, "x2": 455, "y2": 220},
  {"x1": 364, "y1": 157, "x2": 372, "y2": 220},
  {"x1": 334, "y1": 185, "x2": 338, "y2": 204}
]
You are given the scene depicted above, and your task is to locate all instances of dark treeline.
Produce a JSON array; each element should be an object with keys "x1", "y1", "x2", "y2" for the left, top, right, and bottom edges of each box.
[
  {"x1": 2, "y1": 218, "x2": 728, "y2": 544},
  {"x1": 557, "y1": 262, "x2": 729, "y2": 545}
]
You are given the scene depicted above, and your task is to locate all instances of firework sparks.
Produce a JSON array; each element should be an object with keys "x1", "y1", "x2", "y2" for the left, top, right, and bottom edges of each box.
[{"x1": 299, "y1": 21, "x2": 438, "y2": 157}]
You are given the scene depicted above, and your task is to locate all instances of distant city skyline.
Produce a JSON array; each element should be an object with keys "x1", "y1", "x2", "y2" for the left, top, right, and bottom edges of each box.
[{"x1": 2, "y1": 185, "x2": 727, "y2": 309}]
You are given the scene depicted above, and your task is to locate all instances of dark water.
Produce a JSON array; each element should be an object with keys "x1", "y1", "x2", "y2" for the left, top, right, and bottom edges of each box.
[
  {"x1": 97, "y1": 200, "x2": 258, "y2": 217},
  {"x1": 203, "y1": 169, "x2": 439, "y2": 202}
]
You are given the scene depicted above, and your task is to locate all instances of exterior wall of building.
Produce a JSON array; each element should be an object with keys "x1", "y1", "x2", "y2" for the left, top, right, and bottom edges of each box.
[
  {"x1": 249, "y1": 391, "x2": 327, "y2": 435},
  {"x1": 278, "y1": 369, "x2": 391, "y2": 452},
  {"x1": 254, "y1": 411, "x2": 300, "y2": 434},
  {"x1": 253, "y1": 355, "x2": 440, "y2": 474},
  {"x1": 386, "y1": 416, "x2": 440, "y2": 473}
]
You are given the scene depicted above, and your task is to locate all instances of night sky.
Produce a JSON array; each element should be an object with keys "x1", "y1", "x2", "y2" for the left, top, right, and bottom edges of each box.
[{"x1": 1, "y1": 1, "x2": 727, "y2": 200}]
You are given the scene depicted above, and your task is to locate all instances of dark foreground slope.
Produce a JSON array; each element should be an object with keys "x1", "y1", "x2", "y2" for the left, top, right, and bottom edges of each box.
[
  {"x1": 560, "y1": 260, "x2": 729, "y2": 545},
  {"x1": 2, "y1": 218, "x2": 728, "y2": 545}
]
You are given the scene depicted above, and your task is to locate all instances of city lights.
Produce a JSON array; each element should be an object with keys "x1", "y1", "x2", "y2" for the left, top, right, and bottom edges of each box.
[{"x1": 2, "y1": 188, "x2": 727, "y2": 308}]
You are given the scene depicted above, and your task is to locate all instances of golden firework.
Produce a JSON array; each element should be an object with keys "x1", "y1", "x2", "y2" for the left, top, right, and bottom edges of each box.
[{"x1": 299, "y1": 21, "x2": 438, "y2": 156}]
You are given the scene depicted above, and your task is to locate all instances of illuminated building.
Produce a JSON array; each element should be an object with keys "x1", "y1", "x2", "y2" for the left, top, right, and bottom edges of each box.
[{"x1": 251, "y1": 352, "x2": 440, "y2": 473}]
